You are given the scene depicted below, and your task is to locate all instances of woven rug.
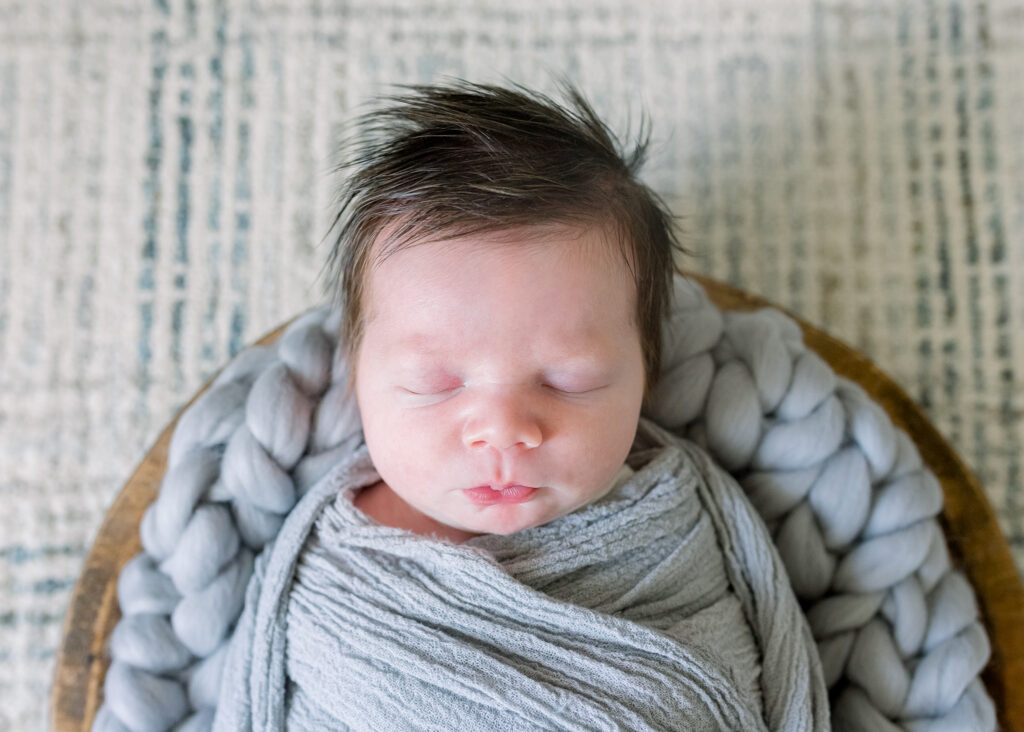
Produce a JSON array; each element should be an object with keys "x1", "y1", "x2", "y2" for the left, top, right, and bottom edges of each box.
[{"x1": 2, "y1": 1, "x2": 1022, "y2": 729}]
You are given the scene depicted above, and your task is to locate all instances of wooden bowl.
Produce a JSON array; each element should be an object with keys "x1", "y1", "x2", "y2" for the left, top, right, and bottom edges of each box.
[{"x1": 51, "y1": 275, "x2": 1024, "y2": 730}]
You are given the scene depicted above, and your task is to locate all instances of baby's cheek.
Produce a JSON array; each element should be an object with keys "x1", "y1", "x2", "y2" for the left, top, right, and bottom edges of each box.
[
  {"x1": 379, "y1": 420, "x2": 441, "y2": 483},
  {"x1": 585, "y1": 407, "x2": 637, "y2": 465}
]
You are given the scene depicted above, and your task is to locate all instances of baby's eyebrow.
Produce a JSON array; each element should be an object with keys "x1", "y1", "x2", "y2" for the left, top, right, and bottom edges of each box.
[
  {"x1": 387, "y1": 328, "x2": 622, "y2": 370},
  {"x1": 390, "y1": 333, "x2": 446, "y2": 357}
]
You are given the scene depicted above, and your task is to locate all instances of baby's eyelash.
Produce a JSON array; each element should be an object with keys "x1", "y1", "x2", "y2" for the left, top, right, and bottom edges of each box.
[
  {"x1": 543, "y1": 383, "x2": 598, "y2": 395},
  {"x1": 544, "y1": 384, "x2": 574, "y2": 393},
  {"x1": 399, "y1": 384, "x2": 464, "y2": 397},
  {"x1": 398, "y1": 382, "x2": 604, "y2": 398}
]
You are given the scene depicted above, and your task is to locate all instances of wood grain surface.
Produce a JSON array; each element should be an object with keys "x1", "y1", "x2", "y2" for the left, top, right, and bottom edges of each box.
[{"x1": 51, "y1": 278, "x2": 1024, "y2": 730}]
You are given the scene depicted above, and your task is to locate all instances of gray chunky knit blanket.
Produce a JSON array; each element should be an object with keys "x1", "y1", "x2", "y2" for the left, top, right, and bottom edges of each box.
[
  {"x1": 212, "y1": 418, "x2": 827, "y2": 731},
  {"x1": 95, "y1": 276, "x2": 995, "y2": 732}
]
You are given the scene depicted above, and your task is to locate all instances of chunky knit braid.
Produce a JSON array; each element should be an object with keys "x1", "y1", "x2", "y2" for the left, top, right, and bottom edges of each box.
[{"x1": 92, "y1": 277, "x2": 995, "y2": 732}]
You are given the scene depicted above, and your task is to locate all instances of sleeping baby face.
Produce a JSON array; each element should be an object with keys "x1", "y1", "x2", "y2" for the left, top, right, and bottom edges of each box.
[{"x1": 353, "y1": 223, "x2": 646, "y2": 539}]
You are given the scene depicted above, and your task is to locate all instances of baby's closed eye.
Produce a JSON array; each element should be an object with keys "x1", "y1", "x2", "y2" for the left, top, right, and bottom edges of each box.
[
  {"x1": 393, "y1": 365, "x2": 463, "y2": 395},
  {"x1": 393, "y1": 365, "x2": 612, "y2": 401},
  {"x1": 399, "y1": 380, "x2": 463, "y2": 396},
  {"x1": 542, "y1": 381, "x2": 604, "y2": 395},
  {"x1": 541, "y1": 368, "x2": 613, "y2": 395}
]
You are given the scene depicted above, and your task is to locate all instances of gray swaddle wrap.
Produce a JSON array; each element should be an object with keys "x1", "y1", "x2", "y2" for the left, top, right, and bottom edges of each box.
[{"x1": 212, "y1": 417, "x2": 828, "y2": 731}]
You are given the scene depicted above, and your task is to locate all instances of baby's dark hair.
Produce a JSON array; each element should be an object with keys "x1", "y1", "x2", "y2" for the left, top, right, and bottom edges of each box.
[{"x1": 318, "y1": 78, "x2": 688, "y2": 404}]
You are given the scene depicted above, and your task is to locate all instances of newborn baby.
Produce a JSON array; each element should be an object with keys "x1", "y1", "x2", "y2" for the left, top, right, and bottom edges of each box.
[{"x1": 210, "y1": 79, "x2": 827, "y2": 731}]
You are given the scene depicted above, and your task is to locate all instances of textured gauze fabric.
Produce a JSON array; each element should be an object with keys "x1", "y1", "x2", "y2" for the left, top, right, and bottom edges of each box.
[{"x1": 211, "y1": 416, "x2": 829, "y2": 731}]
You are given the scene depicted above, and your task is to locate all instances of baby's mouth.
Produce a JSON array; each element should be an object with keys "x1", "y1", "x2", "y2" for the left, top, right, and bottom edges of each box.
[{"x1": 463, "y1": 484, "x2": 538, "y2": 505}]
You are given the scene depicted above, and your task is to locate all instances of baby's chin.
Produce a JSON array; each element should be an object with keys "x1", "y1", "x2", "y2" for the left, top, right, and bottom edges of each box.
[{"x1": 446, "y1": 493, "x2": 575, "y2": 537}]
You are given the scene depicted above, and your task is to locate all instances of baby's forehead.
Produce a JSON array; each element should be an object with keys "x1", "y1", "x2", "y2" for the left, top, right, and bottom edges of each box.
[
  {"x1": 365, "y1": 223, "x2": 625, "y2": 303},
  {"x1": 361, "y1": 221, "x2": 635, "y2": 343}
]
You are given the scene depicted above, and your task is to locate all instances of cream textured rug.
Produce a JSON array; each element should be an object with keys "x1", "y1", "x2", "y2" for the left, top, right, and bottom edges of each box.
[{"x1": 2, "y1": 1, "x2": 1022, "y2": 729}]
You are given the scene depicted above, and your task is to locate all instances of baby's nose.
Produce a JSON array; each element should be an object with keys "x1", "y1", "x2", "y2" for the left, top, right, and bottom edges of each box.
[{"x1": 462, "y1": 390, "x2": 543, "y2": 451}]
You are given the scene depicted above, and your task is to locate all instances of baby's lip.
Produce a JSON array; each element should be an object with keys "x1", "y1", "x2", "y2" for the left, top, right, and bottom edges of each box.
[{"x1": 463, "y1": 484, "x2": 539, "y2": 505}]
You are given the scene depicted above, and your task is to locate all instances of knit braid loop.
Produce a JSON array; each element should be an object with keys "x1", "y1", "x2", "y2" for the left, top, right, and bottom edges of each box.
[{"x1": 93, "y1": 276, "x2": 995, "y2": 732}]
